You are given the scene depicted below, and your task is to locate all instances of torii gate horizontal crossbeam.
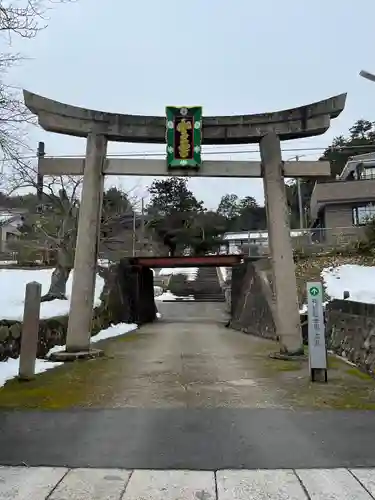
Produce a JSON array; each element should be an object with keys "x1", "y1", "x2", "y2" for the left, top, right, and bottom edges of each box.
[
  {"x1": 24, "y1": 90, "x2": 346, "y2": 145},
  {"x1": 39, "y1": 157, "x2": 331, "y2": 178}
]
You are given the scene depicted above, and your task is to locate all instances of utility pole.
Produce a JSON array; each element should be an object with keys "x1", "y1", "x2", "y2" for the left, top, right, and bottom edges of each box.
[
  {"x1": 132, "y1": 210, "x2": 136, "y2": 256},
  {"x1": 296, "y1": 156, "x2": 304, "y2": 229},
  {"x1": 37, "y1": 142, "x2": 45, "y2": 212},
  {"x1": 141, "y1": 197, "x2": 145, "y2": 247}
]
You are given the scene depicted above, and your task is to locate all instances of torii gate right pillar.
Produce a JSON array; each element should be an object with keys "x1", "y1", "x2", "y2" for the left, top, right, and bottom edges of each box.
[{"x1": 260, "y1": 133, "x2": 302, "y2": 355}]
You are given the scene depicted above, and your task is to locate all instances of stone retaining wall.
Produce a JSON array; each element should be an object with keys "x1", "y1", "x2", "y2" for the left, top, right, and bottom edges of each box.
[
  {"x1": 0, "y1": 305, "x2": 111, "y2": 362},
  {"x1": 326, "y1": 299, "x2": 375, "y2": 376},
  {"x1": 0, "y1": 261, "x2": 157, "y2": 362},
  {"x1": 229, "y1": 259, "x2": 276, "y2": 340}
]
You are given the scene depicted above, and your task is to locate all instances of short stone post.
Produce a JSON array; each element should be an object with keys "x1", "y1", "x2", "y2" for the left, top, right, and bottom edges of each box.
[
  {"x1": 260, "y1": 132, "x2": 303, "y2": 356},
  {"x1": 64, "y1": 132, "x2": 107, "y2": 357},
  {"x1": 18, "y1": 281, "x2": 41, "y2": 381}
]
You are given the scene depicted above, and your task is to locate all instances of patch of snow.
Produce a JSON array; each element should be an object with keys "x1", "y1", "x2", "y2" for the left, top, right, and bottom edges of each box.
[
  {"x1": 91, "y1": 322, "x2": 138, "y2": 341},
  {"x1": 322, "y1": 264, "x2": 375, "y2": 304},
  {"x1": 154, "y1": 286, "x2": 163, "y2": 297},
  {"x1": 47, "y1": 322, "x2": 138, "y2": 357},
  {"x1": 0, "y1": 322, "x2": 138, "y2": 388},
  {"x1": 97, "y1": 258, "x2": 110, "y2": 267},
  {"x1": 159, "y1": 267, "x2": 198, "y2": 281},
  {"x1": 0, "y1": 268, "x2": 104, "y2": 320},
  {"x1": 0, "y1": 358, "x2": 63, "y2": 388},
  {"x1": 220, "y1": 267, "x2": 228, "y2": 282},
  {"x1": 155, "y1": 291, "x2": 194, "y2": 301},
  {"x1": 299, "y1": 304, "x2": 308, "y2": 314}
]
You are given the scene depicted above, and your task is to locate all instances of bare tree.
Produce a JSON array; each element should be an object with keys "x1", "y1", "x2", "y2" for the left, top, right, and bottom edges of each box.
[
  {"x1": 8, "y1": 164, "x2": 81, "y2": 299},
  {"x1": 0, "y1": 0, "x2": 75, "y2": 38},
  {"x1": 9, "y1": 160, "x2": 160, "y2": 300},
  {"x1": 0, "y1": 0, "x2": 75, "y2": 178}
]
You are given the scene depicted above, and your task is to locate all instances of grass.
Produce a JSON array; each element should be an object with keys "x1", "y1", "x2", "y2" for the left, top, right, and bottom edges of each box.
[
  {"x1": 272, "y1": 362, "x2": 303, "y2": 372},
  {"x1": 251, "y1": 338, "x2": 375, "y2": 409},
  {"x1": 1, "y1": 316, "x2": 375, "y2": 410},
  {"x1": 346, "y1": 367, "x2": 373, "y2": 380},
  {"x1": 0, "y1": 333, "x2": 145, "y2": 409}
]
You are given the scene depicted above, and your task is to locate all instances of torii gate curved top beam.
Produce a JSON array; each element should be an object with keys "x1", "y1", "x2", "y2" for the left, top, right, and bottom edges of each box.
[{"x1": 23, "y1": 90, "x2": 346, "y2": 145}]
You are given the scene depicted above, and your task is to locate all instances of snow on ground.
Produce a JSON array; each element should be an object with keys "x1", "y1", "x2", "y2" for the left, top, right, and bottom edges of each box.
[
  {"x1": 97, "y1": 258, "x2": 110, "y2": 267},
  {"x1": 299, "y1": 304, "x2": 308, "y2": 314},
  {"x1": 47, "y1": 323, "x2": 138, "y2": 356},
  {"x1": 154, "y1": 286, "x2": 163, "y2": 297},
  {"x1": 220, "y1": 267, "x2": 228, "y2": 282},
  {"x1": 0, "y1": 322, "x2": 138, "y2": 388},
  {"x1": 155, "y1": 291, "x2": 194, "y2": 301},
  {"x1": 0, "y1": 358, "x2": 63, "y2": 389},
  {"x1": 322, "y1": 264, "x2": 375, "y2": 304},
  {"x1": 0, "y1": 268, "x2": 104, "y2": 320},
  {"x1": 0, "y1": 260, "x2": 43, "y2": 266},
  {"x1": 158, "y1": 267, "x2": 198, "y2": 281}
]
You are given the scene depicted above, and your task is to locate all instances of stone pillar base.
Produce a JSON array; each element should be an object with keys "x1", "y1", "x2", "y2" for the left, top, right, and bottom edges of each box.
[
  {"x1": 17, "y1": 374, "x2": 36, "y2": 382},
  {"x1": 48, "y1": 348, "x2": 104, "y2": 362}
]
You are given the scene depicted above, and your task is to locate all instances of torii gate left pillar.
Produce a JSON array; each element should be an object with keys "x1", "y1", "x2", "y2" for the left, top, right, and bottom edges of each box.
[
  {"x1": 23, "y1": 90, "x2": 346, "y2": 360},
  {"x1": 64, "y1": 132, "x2": 107, "y2": 355}
]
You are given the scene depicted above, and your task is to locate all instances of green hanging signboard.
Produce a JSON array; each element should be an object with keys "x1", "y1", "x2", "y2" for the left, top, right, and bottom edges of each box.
[{"x1": 166, "y1": 106, "x2": 202, "y2": 169}]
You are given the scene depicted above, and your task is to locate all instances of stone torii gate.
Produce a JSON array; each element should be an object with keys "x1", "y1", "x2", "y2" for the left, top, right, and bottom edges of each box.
[{"x1": 23, "y1": 90, "x2": 346, "y2": 360}]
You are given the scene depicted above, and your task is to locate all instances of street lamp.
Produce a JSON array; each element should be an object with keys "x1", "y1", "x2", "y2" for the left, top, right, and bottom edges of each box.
[{"x1": 359, "y1": 69, "x2": 375, "y2": 83}]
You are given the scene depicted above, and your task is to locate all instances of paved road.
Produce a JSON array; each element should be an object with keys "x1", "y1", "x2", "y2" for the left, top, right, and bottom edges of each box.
[
  {"x1": 1, "y1": 302, "x2": 375, "y2": 470},
  {"x1": 2, "y1": 466, "x2": 375, "y2": 499}
]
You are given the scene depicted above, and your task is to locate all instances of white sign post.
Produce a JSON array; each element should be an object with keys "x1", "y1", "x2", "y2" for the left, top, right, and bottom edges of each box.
[{"x1": 307, "y1": 281, "x2": 327, "y2": 382}]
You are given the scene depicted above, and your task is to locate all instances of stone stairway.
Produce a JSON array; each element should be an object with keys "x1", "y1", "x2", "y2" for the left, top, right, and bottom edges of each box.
[{"x1": 193, "y1": 267, "x2": 226, "y2": 302}]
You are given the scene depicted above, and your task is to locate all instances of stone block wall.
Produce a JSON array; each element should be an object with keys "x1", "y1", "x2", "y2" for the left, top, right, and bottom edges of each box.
[
  {"x1": 229, "y1": 259, "x2": 276, "y2": 340},
  {"x1": 326, "y1": 299, "x2": 375, "y2": 376},
  {"x1": 0, "y1": 262, "x2": 157, "y2": 362},
  {"x1": 0, "y1": 305, "x2": 112, "y2": 362}
]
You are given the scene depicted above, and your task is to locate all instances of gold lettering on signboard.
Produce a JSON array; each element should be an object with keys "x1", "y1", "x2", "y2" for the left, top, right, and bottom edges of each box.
[{"x1": 177, "y1": 119, "x2": 192, "y2": 159}]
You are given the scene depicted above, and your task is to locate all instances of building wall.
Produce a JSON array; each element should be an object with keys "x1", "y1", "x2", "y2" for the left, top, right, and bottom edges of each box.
[
  {"x1": 0, "y1": 223, "x2": 21, "y2": 252},
  {"x1": 310, "y1": 179, "x2": 375, "y2": 220},
  {"x1": 323, "y1": 204, "x2": 365, "y2": 243}
]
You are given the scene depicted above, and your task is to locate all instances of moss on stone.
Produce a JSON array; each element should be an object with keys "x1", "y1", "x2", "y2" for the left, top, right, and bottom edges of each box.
[
  {"x1": 327, "y1": 356, "x2": 342, "y2": 369},
  {"x1": 1, "y1": 324, "x2": 375, "y2": 411},
  {"x1": 268, "y1": 362, "x2": 303, "y2": 372},
  {"x1": 0, "y1": 354, "x2": 115, "y2": 409},
  {"x1": 346, "y1": 367, "x2": 373, "y2": 380}
]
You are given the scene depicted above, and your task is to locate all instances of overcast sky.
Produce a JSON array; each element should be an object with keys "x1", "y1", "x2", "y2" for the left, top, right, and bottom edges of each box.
[{"x1": 6, "y1": 0, "x2": 375, "y2": 209}]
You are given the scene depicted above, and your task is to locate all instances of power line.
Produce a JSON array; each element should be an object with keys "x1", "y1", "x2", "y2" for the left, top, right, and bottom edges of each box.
[
  {"x1": 46, "y1": 143, "x2": 375, "y2": 158},
  {"x1": 2, "y1": 143, "x2": 375, "y2": 163}
]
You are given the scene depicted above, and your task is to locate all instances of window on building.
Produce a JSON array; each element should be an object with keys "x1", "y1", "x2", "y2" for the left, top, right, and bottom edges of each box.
[
  {"x1": 360, "y1": 166, "x2": 375, "y2": 180},
  {"x1": 352, "y1": 203, "x2": 375, "y2": 225}
]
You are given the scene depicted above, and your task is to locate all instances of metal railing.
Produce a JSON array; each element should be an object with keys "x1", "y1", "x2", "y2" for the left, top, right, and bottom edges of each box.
[
  {"x1": 227, "y1": 227, "x2": 365, "y2": 257},
  {"x1": 0, "y1": 226, "x2": 366, "y2": 264}
]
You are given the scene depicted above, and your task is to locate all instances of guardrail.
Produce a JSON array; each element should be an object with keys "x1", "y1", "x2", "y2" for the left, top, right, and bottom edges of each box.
[{"x1": 225, "y1": 227, "x2": 365, "y2": 257}]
